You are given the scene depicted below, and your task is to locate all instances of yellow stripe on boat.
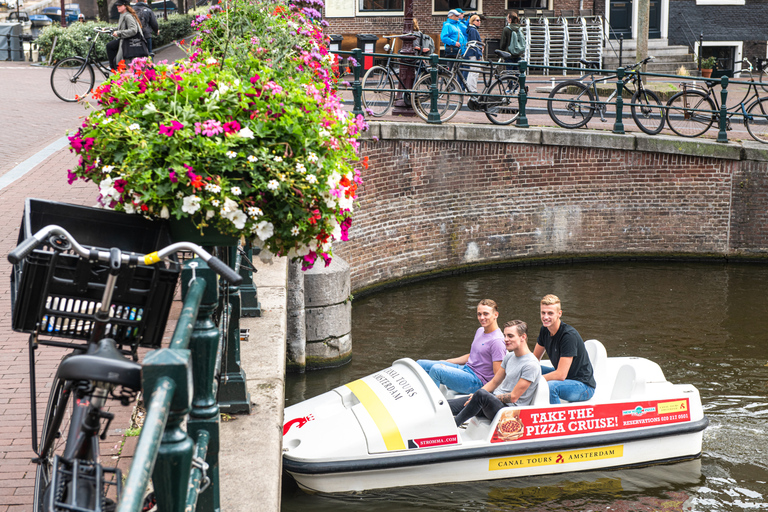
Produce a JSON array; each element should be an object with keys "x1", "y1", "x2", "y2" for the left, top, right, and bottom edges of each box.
[
  {"x1": 144, "y1": 252, "x2": 161, "y2": 265},
  {"x1": 346, "y1": 380, "x2": 406, "y2": 451},
  {"x1": 489, "y1": 445, "x2": 623, "y2": 471}
]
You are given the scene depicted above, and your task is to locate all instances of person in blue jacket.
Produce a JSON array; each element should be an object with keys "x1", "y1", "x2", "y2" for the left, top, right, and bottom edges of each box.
[
  {"x1": 465, "y1": 14, "x2": 484, "y2": 93},
  {"x1": 441, "y1": 9, "x2": 466, "y2": 58}
]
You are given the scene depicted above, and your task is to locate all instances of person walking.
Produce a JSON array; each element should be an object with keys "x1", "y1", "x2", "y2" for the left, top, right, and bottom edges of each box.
[
  {"x1": 465, "y1": 14, "x2": 484, "y2": 93},
  {"x1": 412, "y1": 18, "x2": 435, "y2": 55},
  {"x1": 441, "y1": 9, "x2": 466, "y2": 59},
  {"x1": 499, "y1": 12, "x2": 526, "y2": 65},
  {"x1": 132, "y1": 0, "x2": 159, "y2": 54}
]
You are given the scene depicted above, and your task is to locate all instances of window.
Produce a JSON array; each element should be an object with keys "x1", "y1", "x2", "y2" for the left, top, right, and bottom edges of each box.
[
  {"x1": 506, "y1": 0, "x2": 547, "y2": 9},
  {"x1": 434, "y1": 0, "x2": 478, "y2": 12},
  {"x1": 360, "y1": 0, "x2": 403, "y2": 11}
]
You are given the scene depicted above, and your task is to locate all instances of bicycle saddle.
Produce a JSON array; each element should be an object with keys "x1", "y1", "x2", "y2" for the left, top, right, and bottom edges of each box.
[
  {"x1": 495, "y1": 49, "x2": 512, "y2": 58},
  {"x1": 57, "y1": 338, "x2": 142, "y2": 391},
  {"x1": 580, "y1": 58, "x2": 600, "y2": 69}
]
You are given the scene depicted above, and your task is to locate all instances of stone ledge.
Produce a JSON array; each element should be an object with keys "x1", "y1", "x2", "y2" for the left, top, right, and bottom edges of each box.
[
  {"x1": 634, "y1": 133, "x2": 743, "y2": 160},
  {"x1": 540, "y1": 127, "x2": 635, "y2": 151},
  {"x1": 454, "y1": 124, "x2": 542, "y2": 144},
  {"x1": 379, "y1": 122, "x2": 455, "y2": 140}
]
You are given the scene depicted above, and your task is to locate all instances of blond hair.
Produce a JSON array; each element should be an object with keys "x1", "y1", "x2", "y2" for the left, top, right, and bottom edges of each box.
[
  {"x1": 470, "y1": 14, "x2": 481, "y2": 23},
  {"x1": 540, "y1": 294, "x2": 561, "y2": 308},
  {"x1": 478, "y1": 299, "x2": 498, "y2": 313}
]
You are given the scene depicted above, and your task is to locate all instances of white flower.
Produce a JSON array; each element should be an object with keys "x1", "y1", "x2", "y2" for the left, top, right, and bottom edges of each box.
[
  {"x1": 220, "y1": 197, "x2": 238, "y2": 216},
  {"x1": 218, "y1": 83, "x2": 230, "y2": 95},
  {"x1": 330, "y1": 218, "x2": 342, "y2": 240},
  {"x1": 306, "y1": 174, "x2": 317, "y2": 184},
  {"x1": 291, "y1": 226, "x2": 300, "y2": 236},
  {"x1": 206, "y1": 57, "x2": 218, "y2": 65},
  {"x1": 296, "y1": 162, "x2": 306, "y2": 174},
  {"x1": 230, "y1": 210, "x2": 247, "y2": 230},
  {"x1": 98, "y1": 177, "x2": 120, "y2": 201},
  {"x1": 247, "y1": 206, "x2": 263, "y2": 218},
  {"x1": 128, "y1": 123, "x2": 140, "y2": 131},
  {"x1": 267, "y1": 180, "x2": 279, "y2": 191},
  {"x1": 273, "y1": 155, "x2": 283, "y2": 163},
  {"x1": 181, "y1": 195, "x2": 201, "y2": 214},
  {"x1": 123, "y1": 203, "x2": 136, "y2": 214},
  {"x1": 102, "y1": 165, "x2": 114, "y2": 174},
  {"x1": 144, "y1": 102, "x2": 157, "y2": 113},
  {"x1": 247, "y1": 155, "x2": 257, "y2": 163},
  {"x1": 206, "y1": 210, "x2": 215, "y2": 219},
  {"x1": 211, "y1": 199, "x2": 220, "y2": 207},
  {"x1": 103, "y1": 117, "x2": 113, "y2": 125},
  {"x1": 238, "y1": 127, "x2": 254, "y2": 139},
  {"x1": 231, "y1": 186, "x2": 242, "y2": 196},
  {"x1": 205, "y1": 183, "x2": 221, "y2": 193},
  {"x1": 319, "y1": 128, "x2": 331, "y2": 138},
  {"x1": 226, "y1": 151, "x2": 237, "y2": 159},
  {"x1": 160, "y1": 206, "x2": 170, "y2": 219},
  {"x1": 327, "y1": 171, "x2": 341, "y2": 189},
  {"x1": 254, "y1": 220, "x2": 274, "y2": 240},
  {"x1": 176, "y1": 191, "x2": 184, "y2": 198},
  {"x1": 307, "y1": 152, "x2": 318, "y2": 164}
]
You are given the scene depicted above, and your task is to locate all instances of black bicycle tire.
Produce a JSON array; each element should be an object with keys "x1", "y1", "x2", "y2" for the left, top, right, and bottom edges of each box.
[
  {"x1": 548, "y1": 80, "x2": 595, "y2": 129},
  {"x1": 759, "y1": 69, "x2": 768, "y2": 93},
  {"x1": 361, "y1": 66, "x2": 394, "y2": 117},
  {"x1": 665, "y1": 90, "x2": 715, "y2": 138},
  {"x1": 34, "y1": 374, "x2": 72, "y2": 512},
  {"x1": 411, "y1": 72, "x2": 461, "y2": 122},
  {"x1": 50, "y1": 57, "x2": 95, "y2": 103},
  {"x1": 745, "y1": 97, "x2": 768, "y2": 143},
  {"x1": 631, "y1": 88, "x2": 665, "y2": 135},
  {"x1": 484, "y1": 77, "x2": 520, "y2": 125}
]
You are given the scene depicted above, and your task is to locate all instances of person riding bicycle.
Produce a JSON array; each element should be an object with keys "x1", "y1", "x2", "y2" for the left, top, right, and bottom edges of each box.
[
  {"x1": 441, "y1": 9, "x2": 466, "y2": 59},
  {"x1": 106, "y1": 0, "x2": 148, "y2": 70}
]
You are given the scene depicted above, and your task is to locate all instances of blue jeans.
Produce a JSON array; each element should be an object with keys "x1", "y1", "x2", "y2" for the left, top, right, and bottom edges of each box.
[
  {"x1": 417, "y1": 360, "x2": 483, "y2": 394},
  {"x1": 541, "y1": 366, "x2": 595, "y2": 404}
]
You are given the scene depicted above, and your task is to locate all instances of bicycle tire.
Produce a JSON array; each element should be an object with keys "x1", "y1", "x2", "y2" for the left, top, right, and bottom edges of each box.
[
  {"x1": 759, "y1": 69, "x2": 768, "y2": 93},
  {"x1": 548, "y1": 80, "x2": 595, "y2": 129},
  {"x1": 484, "y1": 77, "x2": 520, "y2": 125},
  {"x1": 50, "y1": 57, "x2": 95, "y2": 103},
  {"x1": 665, "y1": 90, "x2": 716, "y2": 138},
  {"x1": 745, "y1": 97, "x2": 768, "y2": 143},
  {"x1": 631, "y1": 88, "x2": 665, "y2": 135},
  {"x1": 361, "y1": 66, "x2": 394, "y2": 117},
  {"x1": 411, "y1": 72, "x2": 462, "y2": 122}
]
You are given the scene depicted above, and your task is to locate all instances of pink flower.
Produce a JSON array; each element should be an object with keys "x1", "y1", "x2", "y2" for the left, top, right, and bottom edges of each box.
[
  {"x1": 194, "y1": 120, "x2": 223, "y2": 137},
  {"x1": 205, "y1": 80, "x2": 217, "y2": 92},
  {"x1": 159, "y1": 121, "x2": 184, "y2": 136},
  {"x1": 223, "y1": 120, "x2": 241, "y2": 134},
  {"x1": 169, "y1": 170, "x2": 178, "y2": 183}
]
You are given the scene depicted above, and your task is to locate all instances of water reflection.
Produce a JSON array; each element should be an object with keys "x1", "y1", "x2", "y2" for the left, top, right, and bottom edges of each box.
[{"x1": 283, "y1": 262, "x2": 768, "y2": 511}]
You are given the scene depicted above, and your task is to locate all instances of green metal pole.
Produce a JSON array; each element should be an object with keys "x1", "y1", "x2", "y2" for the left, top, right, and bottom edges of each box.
[
  {"x1": 352, "y1": 48, "x2": 364, "y2": 117},
  {"x1": 218, "y1": 247, "x2": 251, "y2": 415},
  {"x1": 516, "y1": 60, "x2": 529, "y2": 128},
  {"x1": 171, "y1": 276, "x2": 205, "y2": 351},
  {"x1": 186, "y1": 430, "x2": 211, "y2": 512},
  {"x1": 239, "y1": 242, "x2": 261, "y2": 317},
  {"x1": 613, "y1": 67, "x2": 626, "y2": 134},
  {"x1": 427, "y1": 53, "x2": 441, "y2": 124},
  {"x1": 183, "y1": 260, "x2": 224, "y2": 511},
  {"x1": 717, "y1": 75, "x2": 729, "y2": 143}
]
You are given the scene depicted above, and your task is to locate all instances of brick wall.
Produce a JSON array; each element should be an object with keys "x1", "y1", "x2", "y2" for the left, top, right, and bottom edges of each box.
[{"x1": 334, "y1": 131, "x2": 768, "y2": 293}]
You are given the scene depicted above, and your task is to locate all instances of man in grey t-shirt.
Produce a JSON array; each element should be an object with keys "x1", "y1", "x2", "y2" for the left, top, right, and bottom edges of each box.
[{"x1": 450, "y1": 320, "x2": 541, "y2": 426}]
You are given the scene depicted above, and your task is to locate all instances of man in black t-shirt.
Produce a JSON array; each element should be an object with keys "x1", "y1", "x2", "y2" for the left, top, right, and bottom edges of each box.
[{"x1": 533, "y1": 294, "x2": 596, "y2": 404}]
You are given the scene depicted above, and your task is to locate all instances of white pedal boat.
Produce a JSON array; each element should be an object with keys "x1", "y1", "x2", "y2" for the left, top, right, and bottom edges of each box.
[{"x1": 282, "y1": 340, "x2": 707, "y2": 493}]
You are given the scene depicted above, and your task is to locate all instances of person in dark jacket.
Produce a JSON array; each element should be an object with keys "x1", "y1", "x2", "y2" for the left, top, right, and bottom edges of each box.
[
  {"x1": 132, "y1": 0, "x2": 159, "y2": 53},
  {"x1": 465, "y1": 14, "x2": 484, "y2": 93},
  {"x1": 499, "y1": 12, "x2": 524, "y2": 65}
]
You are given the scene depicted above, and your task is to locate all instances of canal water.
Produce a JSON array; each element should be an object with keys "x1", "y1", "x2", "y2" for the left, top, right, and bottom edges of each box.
[{"x1": 282, "y1": 262, "x2": 768, "y2": 511}]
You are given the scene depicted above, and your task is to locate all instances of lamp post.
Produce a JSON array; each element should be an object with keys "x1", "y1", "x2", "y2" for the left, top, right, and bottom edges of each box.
[{"x1": 392, "y1": 0, "x2": 416, "y2": 116}]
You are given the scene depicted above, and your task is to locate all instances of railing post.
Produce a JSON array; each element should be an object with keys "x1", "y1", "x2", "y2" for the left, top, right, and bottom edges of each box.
[
  {"x1": 427, "y1": 53, "x2": 441, "y2": 124},
  {"x1": 182, "y1": 260, "x2": 222, "y2": 511},
  {"x1": 717, "y1": 75, "x2": 729, "y2": 143},
  {"x1": 352, "y1": 48, "x2": 364, "y2": 117},
  {"x1": 613, "y1": 66, "x2": 626, "y2": 134},
  {"x1": 144, "y1": 348, "x2": 194, "y2": 512},
  {"x1": 217, "y1": 246, "x2": 251, "y2": 414},
  {"x1": 516, "y1": 60, "x2": 530, "y2": 128},
  {"x1": 239, "y1": 242, "x2": 261, "y2": 317}
]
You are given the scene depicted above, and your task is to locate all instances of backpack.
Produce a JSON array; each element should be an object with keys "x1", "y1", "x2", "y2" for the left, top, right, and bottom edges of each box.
[
  {"x1": 508, "y1": 27, "x2": 526, "y2": 56},
  {"x1": 135, "y1": 6, "x2": 154, "y2": 35}
]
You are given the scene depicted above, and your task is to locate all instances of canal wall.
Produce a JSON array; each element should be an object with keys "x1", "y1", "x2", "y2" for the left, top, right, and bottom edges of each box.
[{"x1": 335, "y1": 123, "x2": 768, "y2": 294}]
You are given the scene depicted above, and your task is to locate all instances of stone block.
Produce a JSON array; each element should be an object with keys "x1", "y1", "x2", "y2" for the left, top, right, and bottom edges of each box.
[
  {"x1": 635, "y1": 133, "x2": 742, "y2": 160},
  {"x1": 379, "y1": 122, "x2": 455, "y2": 141},
  {"x1": 741, "y1": 141, "x2": 768, "y2": 162},
  {"x1": 360, "y1": 122, "x2": 381, "y2": 140},
  {"x1": 306, "y1": 333, "x2": 352, "y2": 369},
  {"x1": 304, "y1": 255, "x2": 350, "y2": 307},
  {"x1": 540, "y1": 127, "x2": 635, "y2": 151},
  {"x1": 454, "y1": 124, "x2": 542, "y2": 144},
  {"x1": 305, "y1": 301, "x2": 351, "y2": 341}
]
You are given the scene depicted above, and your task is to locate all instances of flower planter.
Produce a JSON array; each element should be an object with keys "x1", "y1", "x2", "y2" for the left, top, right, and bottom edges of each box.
[
  {"x1": 169, "y1": 217, "x2": 240, "y2": 246},
  {"x1": 701, "y1": 68, "x2": 713, "y2": 78}
]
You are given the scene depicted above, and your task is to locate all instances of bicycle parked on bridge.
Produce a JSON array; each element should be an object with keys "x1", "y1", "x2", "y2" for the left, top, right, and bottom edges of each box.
[
  {"x1": 547, "y1": 56, "x2": 665, "y2": 135},
  {"x1": 8, "y1": 199, "x2": 242, "y2": 512},
  {"x1": 664, "y1": 58, "x2": 768, "y2": 143}
]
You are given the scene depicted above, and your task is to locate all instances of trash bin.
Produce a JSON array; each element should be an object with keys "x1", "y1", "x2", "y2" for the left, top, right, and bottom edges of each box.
[
  {"x1": 485, "y1": 38, "x2": 500, "y2": 61},
  {"x1": 356, "y1": 33, "x2": 378, "y2": 71},
  {"x1": 328, "y1": 34, "x2": 345, "y2": 68},
  {"x1": 0, "y1": 23, "x2": 24, "y2": 61}
]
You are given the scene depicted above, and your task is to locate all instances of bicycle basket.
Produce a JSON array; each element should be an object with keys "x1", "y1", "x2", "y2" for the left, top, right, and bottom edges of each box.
[{"x1": 10, "y1": 199, "x2": 180, "y2": 349}]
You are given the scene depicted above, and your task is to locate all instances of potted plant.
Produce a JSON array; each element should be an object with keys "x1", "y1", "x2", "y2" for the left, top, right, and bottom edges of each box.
[
  {"x1": 700, "y1": 56, "x2": 717, "y2": 78},
  {"x1": 66, "y1": 0, "x2": 367, "y2": 270}
]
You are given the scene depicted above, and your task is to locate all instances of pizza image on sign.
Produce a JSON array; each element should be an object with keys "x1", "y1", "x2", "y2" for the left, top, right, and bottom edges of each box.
[{"x1": 494, "y1": 409, "x2": 525, "y2": 441}]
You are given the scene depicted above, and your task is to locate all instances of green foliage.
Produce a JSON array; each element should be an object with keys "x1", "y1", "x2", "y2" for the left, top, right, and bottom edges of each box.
[
  {"x1": 36, "y1": 14, "x2": 194, "y2": 64},
  {"x1": 700, "y1": 56, "x2": 717, "y2": 69}
]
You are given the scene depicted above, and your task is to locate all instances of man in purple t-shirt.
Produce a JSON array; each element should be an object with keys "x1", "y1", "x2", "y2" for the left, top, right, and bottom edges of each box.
[{"x1": 417, "y1": 299, "x2": 507, "y2": 394}]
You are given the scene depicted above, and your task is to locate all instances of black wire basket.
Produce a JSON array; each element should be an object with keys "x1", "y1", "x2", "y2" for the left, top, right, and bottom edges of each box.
[{"x1": 10, "y1": 199, "x2": 180, "y2": 349}]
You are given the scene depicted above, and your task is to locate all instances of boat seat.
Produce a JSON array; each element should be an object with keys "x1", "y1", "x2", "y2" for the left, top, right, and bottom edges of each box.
[
  {"x1": 610, "y1": 364, "x2": 646, "y2": 400},
  {"x1": 584, "y1": 339, "x2": 608, "y2": 401},
  {"x1": 531, "y1": 375, "x2": 550, "y2": 406}
]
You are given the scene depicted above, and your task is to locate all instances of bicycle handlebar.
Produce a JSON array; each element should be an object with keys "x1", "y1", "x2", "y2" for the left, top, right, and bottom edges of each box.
[{"x1": 8, "y1": 224, "x2": 243, "y2": 285}]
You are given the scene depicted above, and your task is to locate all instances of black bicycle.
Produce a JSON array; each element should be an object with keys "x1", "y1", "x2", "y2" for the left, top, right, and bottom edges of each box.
[
  {"x1": 547, "y1": 56, "x2": 665, "y2": 135},
  {"x1": 8, "y1": 200, "x2": 241, "y2": 512},
  {"x1": 50, "y1": 27, "x2": 116, "y2": 102}
]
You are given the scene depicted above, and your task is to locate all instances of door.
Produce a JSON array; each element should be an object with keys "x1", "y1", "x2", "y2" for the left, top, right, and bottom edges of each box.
[
  {"x1": 609, "y1": 0, "x2": 632, "y2": 39},
  {"x1": 649, "y1": 0, "x2": 661, "y2": 39}
]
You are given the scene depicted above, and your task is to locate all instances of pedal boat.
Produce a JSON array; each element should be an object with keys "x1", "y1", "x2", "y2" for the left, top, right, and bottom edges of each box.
[{"x1": 282, "y1": 340, "x2": 708, "y2": 493}]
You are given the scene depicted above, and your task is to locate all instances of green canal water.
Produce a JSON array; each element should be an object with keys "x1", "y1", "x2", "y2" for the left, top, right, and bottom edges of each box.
[{"x1": 282, "y1": 261, "x2": 768, "y2": 511}]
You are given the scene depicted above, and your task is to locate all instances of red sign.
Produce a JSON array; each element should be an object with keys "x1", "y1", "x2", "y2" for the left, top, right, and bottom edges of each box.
[{"x1": 491, "y1": 398, "x2": 691, "y2": 443}]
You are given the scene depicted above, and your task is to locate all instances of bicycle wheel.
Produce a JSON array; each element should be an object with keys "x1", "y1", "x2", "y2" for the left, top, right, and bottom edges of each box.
[
  {"x1": 745, "y1": 97, "x2": 768, "y2": 143},
  {"x1": 631, "y1": 88, "x2": 665, "y2": 135},
  {"x1": 665, "y1": 90, "x2": 716, "y2": 138},
  {"x1": 484, "y1": 77, "x2": 520, "y2": 125},
  {"x1": 759, "y1": 69, "x2": 768, "y2": 93},
  {"x1": 547, "y1": 80, "x2": 595, "y2": 129},
  {"x1": 362, "y1": 66, "x2": 394, "y2": 117},
  {"x1": 50, "y1": 57, "x2": 95, "y2": 103},
  {"x1": 411, "y1": 72, "x2": 462, "y2": 122}
]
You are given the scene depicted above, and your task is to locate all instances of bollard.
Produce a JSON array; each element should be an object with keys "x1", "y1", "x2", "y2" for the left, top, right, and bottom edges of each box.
[
  {"x1": 352, "y1": 48, "x2": 364, "y2": 117},
  {"x1": 613, "y1": 67, "x2": 626, "y2": 134},
  {"x1": 717, "y1": 75, "x2": 729, "y2": 143},
  {"x1": 618, "y1": 34, "x2": 623, "y2": 69},
  {"x1": 428, "y1": 54, "x2": 441, "y2": 123},
  {"x1": 239, "y1": 242, "x2": 261, "y2": 317},
  {"x1": 516, "y1": 60, "x2": 529, "y2": 128}
]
